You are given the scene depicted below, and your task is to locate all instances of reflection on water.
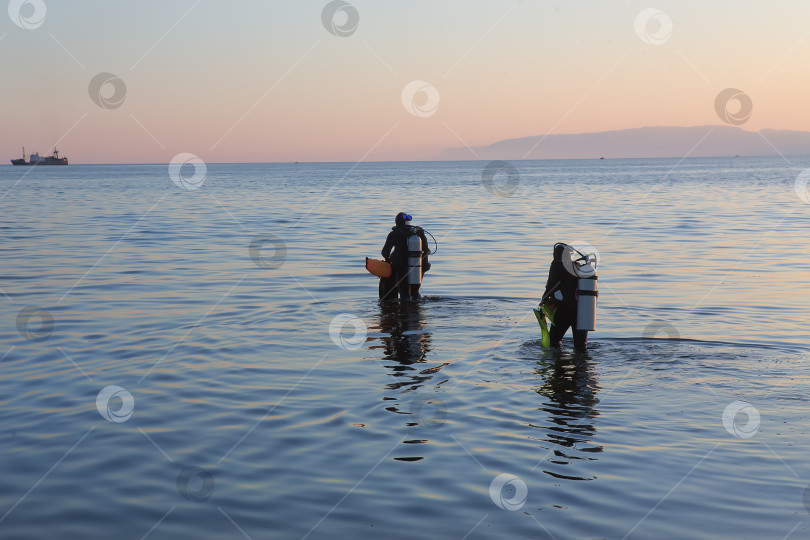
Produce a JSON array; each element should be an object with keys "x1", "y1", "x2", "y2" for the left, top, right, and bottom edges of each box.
[
  {"x1": 369, "y1": 299, "x2": 446, "y2": 393},
  {"x1": 1, "y1": 160, "x2": 808, "y2": 538},
  {"x1": 532, "y1": 349, "x2": 603, "y2": 481},
  {"x1": 367, "y1": 299, "x2": 452, "y2": 462}
]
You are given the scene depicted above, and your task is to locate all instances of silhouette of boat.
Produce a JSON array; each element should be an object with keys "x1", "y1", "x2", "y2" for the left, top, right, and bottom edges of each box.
[{"x1": 10, "y1": 147, "x2": 68, "y2": 166}]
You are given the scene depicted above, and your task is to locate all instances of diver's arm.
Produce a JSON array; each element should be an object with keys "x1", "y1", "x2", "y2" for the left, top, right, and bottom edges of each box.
[
  {"x1": 381, "y1": 232, "x2": 395, "y2": 260},
  {"x1": 544, "y1": 262, "x2": 564, "y2": 298}
]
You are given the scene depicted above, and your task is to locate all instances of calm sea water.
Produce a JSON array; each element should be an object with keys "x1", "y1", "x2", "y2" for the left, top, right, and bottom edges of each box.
[{"x1": 1, "y1": 157, "x2": 808, "y2": 539}]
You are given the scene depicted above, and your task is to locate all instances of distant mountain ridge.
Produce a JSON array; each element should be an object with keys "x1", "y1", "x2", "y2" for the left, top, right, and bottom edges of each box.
[{"x1": 437, "y1": 125, "x2": 810, "y2": 160}]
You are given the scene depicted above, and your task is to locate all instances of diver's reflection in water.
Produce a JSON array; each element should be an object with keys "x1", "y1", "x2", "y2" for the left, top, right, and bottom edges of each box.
[
  {"x1": 533, "y1": 348, "x2": 602, "y2": 480},
  {"x1": 369, "y1": 300, "x2": 445, "y2": 392},
  {"x1": 368, "y1": 300, "x2": 449, "y2": 462}
]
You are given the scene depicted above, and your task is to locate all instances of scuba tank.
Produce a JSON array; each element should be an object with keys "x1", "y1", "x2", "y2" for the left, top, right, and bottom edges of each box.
[
  {"x1": 559, "y1": 244, "x2": 598, "y2": 331},
  {"x1": 406, "y1": 228, "x2": 422, "y2": 285},
  {"x1": 576, "y1": 265, "x2": 598, "y2": 331},
  {"x1": 574, "y1": 255, "x2": 599, "y2": 330}
]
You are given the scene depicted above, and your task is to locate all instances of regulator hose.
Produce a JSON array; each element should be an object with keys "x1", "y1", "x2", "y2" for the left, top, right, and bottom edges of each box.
[{"x1": 423, "y1": 229, "x2": 438, "y2": 255}]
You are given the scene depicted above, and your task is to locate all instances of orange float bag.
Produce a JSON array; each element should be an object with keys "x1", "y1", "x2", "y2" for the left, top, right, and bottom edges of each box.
[{"x1": 365, "y1": 257, "x2": 392, "y2": 278}]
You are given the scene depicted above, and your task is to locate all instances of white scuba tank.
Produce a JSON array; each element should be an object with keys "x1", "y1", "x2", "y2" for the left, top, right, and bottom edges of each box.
[
  {"x1": 406, "y1": 230, "x2": 422, "y2": 285},
  {"x1": 575, "y1": 260, "x2": 598, "y2": 331}
]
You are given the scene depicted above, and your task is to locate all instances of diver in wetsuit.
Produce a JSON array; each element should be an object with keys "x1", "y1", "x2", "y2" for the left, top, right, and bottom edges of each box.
[
  {"x1": 381, "y1": 212, "x2": 430, "y2": 301},
  {"x1": 542, "y1": 243, "x2": 588, "y2": 349}
]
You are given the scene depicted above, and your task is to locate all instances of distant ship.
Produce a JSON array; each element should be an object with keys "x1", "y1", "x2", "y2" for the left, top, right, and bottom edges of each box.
[{"x1": 10, "y1": 147, "x2": 68, "y2": 166}]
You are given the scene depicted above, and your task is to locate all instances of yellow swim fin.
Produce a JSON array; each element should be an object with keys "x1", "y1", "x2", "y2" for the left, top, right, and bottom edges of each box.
[
  {"x1": 533, "y1": 307, "x2": 551, "y2": 348},
  {"x1": 541, "y1": 303, "x2": 557, "y2": 326}
]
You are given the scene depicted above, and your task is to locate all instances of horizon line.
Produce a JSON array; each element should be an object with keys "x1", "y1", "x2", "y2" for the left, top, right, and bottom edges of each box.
[{"x1": 4, "y1": 153, "x2": 809, "y2": 167}]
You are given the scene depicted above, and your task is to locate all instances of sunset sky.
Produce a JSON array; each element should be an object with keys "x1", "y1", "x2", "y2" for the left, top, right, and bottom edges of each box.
[{"x1": 2, "y1": 0, "x2": 809, "y2": 163}]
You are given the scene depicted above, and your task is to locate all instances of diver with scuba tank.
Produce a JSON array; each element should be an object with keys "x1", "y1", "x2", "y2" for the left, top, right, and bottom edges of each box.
[
  {"x1": 380, "y1": 212, "x2": 432, "y2": 302},
  {"x1": 540, "y1": 243, "x2": 598, "y2": 349}
]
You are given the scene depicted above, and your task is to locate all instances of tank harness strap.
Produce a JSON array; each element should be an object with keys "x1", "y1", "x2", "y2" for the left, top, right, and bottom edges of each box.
[{"x1": 578, "y1": 290, "x2": 599, "y2": 297}]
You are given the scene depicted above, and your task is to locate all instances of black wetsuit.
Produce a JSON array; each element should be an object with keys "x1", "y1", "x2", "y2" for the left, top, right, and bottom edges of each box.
[
  {"x1": 544, "y1": 245, "x2": 588, "y2": 349},
  {"x1": 381, "y1": 225, "x2": 430, "y2": 301}
]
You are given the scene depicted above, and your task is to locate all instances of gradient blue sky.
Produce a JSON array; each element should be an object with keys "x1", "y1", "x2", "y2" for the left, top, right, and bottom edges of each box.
[{"x1": 2, "y1": 0, "x2": 809, "y2": 163}]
